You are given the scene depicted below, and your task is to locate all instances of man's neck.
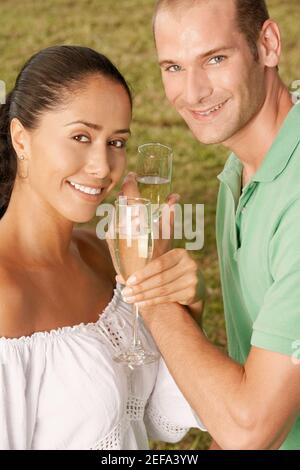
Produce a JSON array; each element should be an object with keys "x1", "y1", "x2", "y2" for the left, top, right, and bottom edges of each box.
[{"x1": 223, "y1": 76, "x2": 293, "y2": 187}]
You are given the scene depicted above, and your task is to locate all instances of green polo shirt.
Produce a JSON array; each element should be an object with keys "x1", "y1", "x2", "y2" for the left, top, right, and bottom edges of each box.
[{"x1": 216, "y1": 103, "x2": 300, "y2": 450}]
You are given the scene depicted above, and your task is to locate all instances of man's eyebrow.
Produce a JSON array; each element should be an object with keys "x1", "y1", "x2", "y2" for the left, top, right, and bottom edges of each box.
[
  {"x1": 159, "y1": 46, "x2": 235, "y2": 67},
  {"x1": 200, "y1": 46, "x2": 235, "y2": 59},
  {"x1": 64, "y1": 120, "x2": 131, "y2": 134}
]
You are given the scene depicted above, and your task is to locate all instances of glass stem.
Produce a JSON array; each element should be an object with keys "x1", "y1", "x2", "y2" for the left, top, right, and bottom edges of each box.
[{"x1": 131, "y1": 303, "x2": 141, "y2": 350}]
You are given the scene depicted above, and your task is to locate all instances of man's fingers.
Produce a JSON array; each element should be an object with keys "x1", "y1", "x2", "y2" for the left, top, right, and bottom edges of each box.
[
  {"x1": 116, "y1": 274, "x2": 126, "y2": 285},
  {"x1": 120, "y1": 172, "x2": 140, "y2": 198},
  {"x1": 122, "y1": 262, "x2": 195, "y2": 296},
  {"x1": 166, "y1": 193, "x2": 181, "y2": 206},
  {"x1": 126, "y1": 248, "x2": 186, "y2": 286},
  {"x1": 134, "y1": 286, "x2": 196, "y2": 308},
  {"x1": 123, "y1": 274, "x2": 197, "y2": 305}
]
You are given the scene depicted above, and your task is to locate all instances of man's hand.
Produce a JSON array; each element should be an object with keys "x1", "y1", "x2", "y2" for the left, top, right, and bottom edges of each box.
[
  {"x1": 115, "y1": 172, "x2": 205, "y2": 319},
  {"x1": 121, "y1": 247, "x2": 199, "y2": 307}
]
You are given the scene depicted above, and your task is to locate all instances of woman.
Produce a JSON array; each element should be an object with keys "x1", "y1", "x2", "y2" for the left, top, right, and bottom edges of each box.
[{"x1": 0, "y1": 45, "x2": 205, "y2": 449}]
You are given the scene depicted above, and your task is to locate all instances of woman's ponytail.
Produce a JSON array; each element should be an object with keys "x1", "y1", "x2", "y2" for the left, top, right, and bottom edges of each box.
[{"x1": 0, "y1": 92, "x2": 17, "y2": 218}]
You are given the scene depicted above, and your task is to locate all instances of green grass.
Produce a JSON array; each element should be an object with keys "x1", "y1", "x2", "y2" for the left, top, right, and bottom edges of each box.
[{"x1": 1, "y1": 0, "x2": 299, "y2": 450}]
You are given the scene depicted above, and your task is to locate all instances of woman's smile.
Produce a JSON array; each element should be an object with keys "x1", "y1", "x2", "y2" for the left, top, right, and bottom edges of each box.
[{"x1": 66, "y1": 179, "x2": 107, "y2": 202}]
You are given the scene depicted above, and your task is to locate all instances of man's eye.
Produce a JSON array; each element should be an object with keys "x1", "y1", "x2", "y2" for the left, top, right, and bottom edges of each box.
[
  {"x1": 208, "y1": 55, "x2": 226, "y2": 65},
  {"x1": 73, "y1": 135, "x2": 90, "y2": 143},
  {"x1": 165, "y1": 64, "x2": 182, "y2": 73},
  {"x1": 109, "y1": 139, "x2": 126, "y2": 149}
]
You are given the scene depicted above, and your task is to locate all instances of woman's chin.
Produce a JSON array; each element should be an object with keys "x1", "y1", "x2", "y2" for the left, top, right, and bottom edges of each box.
[
  {"x1": 59, "y1": 207, "x2": 97, "y2": 225},
  {"x1": 70, "y1": 213, "x2": 96, "y2": 224}
]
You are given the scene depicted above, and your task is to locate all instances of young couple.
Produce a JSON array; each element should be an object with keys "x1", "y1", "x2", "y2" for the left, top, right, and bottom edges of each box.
[{"x1": 0, "y1": 0, "x2": 299, "y2": 450}]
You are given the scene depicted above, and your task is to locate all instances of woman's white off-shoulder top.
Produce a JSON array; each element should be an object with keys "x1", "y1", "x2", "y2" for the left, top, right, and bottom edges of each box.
[{"x1": 0, "y1": 283, "x2": 205, "y2": 450}]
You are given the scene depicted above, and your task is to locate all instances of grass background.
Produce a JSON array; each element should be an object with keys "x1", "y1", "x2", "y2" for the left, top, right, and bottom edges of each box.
[{"x1": 1, "y1": 0, "x2": 299, "y2": 450}]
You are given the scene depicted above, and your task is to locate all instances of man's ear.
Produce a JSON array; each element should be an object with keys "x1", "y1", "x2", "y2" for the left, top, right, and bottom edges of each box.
[
  {"x1": 10, "y1": 118, "x2": 32, "y2": 159},
  {"x1": 258, "y1": 19, "x2": 281, "y2": 68}
]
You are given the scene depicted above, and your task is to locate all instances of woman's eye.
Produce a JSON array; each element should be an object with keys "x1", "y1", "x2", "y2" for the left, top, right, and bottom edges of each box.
[
  {"x1": 73, "y1": 135, "x2": 90, "y2": 143},
  {"x1": 109, "y1": 139, "x2": 126, "y2": 149},
  {"x1": 208, "y1": 55, "x2": 226, "y2": 65},
  {"x1": 165, "y1": 64, "x2": 182, "y2": 73}
]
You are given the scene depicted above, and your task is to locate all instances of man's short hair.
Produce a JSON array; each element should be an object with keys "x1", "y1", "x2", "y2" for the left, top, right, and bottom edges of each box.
[{"x1": 153, "y1": 0, "x2": 270, "y2": 61}]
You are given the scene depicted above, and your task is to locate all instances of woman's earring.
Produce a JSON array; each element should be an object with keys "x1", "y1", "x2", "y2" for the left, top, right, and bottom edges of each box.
[{"x1": 17, "y1": 155, "x2": 29, "y2": 179}]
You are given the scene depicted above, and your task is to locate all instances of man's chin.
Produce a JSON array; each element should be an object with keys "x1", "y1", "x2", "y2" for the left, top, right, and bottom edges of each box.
[{"x1": 191, "y1": 128, "x2": 231, "y2": 145}]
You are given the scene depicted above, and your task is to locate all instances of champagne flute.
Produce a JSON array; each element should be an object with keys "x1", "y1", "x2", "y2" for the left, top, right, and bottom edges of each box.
[
  {"x1": 110, "y1": 197, "x2": 159, "y2": 367},
  {"x1": 136, "y1": 143, "x2": 173, "y2": 219}
]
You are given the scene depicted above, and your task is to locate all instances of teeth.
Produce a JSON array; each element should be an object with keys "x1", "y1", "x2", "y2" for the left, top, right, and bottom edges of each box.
[
  {"x1": 68, "y1": 181, "x2": 101, "y2": 195},
  {"x1": 199, "y1": 103, "x2": 223, "y2": 116}
]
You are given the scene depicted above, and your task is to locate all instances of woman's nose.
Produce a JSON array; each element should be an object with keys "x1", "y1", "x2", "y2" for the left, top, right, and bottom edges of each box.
[{"x1": 85, "y1": 147, "x2": 111, "y2": 179}]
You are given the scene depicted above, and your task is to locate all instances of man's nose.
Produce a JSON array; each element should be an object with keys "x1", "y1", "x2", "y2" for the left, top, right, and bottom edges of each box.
[
  {"x1": 183, "y1": 69, "x2": 213, "y2": 106},
  {"x1": 85, "y1": 146, "x2": 111, "y2": 179}
]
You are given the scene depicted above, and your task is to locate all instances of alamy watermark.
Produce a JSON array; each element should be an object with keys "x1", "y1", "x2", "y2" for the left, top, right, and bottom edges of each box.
[
  {"x1": 0, "y1": 80, "x2": 6, "y2": 104},
  {"x1": 96, "y1": 203, "x2": 204, "y2": 251}
]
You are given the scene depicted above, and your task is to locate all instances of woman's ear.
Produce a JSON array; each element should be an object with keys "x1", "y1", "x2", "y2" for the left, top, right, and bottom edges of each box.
[
  {"x1": 258, "y1": 19, "x2": 281, "y2": 68},
  {"x1": 10, "y1": 118, "x2": 31, "y2": 159}
]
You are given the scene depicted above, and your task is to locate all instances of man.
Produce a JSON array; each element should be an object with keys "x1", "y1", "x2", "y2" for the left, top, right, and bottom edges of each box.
[{"x1": 121, "y1": 0, "x2": 300, "y2": 449}]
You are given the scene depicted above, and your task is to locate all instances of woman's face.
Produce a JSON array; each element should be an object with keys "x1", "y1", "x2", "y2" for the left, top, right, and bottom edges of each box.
[{"x1": 24, "y1": 75, "x2": 132, "y2": 223}]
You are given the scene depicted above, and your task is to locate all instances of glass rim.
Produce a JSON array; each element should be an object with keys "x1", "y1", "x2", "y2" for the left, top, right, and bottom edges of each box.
[
  {"x1": 115, "y1": 196, "x2": 152, "y2": 207},
  {"x1": 137, "y1": 142, "x2": 173, "y2": 155}
]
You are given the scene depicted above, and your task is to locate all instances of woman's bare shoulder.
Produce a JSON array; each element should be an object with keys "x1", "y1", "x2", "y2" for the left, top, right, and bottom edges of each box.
[
  {"x1": 0, "y1": 265, "x2": 29, "y2": 338},
  {"x1": 72, "y1": 227, "x2": 115, "y2": 281}
]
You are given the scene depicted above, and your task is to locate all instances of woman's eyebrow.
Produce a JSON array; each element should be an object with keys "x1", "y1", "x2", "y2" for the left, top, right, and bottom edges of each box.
[
  {"x1": 114, "y1": 128, "x2": 131, "y2": 135},
  {"x1": 64, "y1": 120, "x2": 131, "y2": 134},
  {"x1": 64, "y1": 120, "x2": 102, "y2": 130}
]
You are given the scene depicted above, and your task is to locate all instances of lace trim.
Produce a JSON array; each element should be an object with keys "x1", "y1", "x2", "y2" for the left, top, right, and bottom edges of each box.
[
  {"x1": 95, "y1": 316, "x2": 126, "y2": 351},
  {"x1": 126, "y1": 396, "x2": 146, "y2": 421},
  {"x1": 91, "y1": 396, "x2": 146, "y2": 450},
  {"x1": 0, "y1": 283, "x2": 123, "y2": 345},
  {"x1": 145, "y1": 403, "x2": 189, "y2": 438},
  {"x1": 91, "y1": 416, "x2": 127, "y2": 450}
]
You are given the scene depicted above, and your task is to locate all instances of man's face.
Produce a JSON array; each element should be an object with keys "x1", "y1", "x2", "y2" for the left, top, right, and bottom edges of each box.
[{"x1": 155, "y1": 0, "x2": 266, "y2": 145}]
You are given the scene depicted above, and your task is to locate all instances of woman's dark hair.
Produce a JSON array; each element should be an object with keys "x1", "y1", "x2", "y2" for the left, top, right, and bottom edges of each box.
[{"x1": 0, "y1": 45, "x2": 132, "y2": 218}]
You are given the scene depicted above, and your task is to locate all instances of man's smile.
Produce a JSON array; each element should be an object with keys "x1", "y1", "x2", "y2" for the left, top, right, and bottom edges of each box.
[{"x1": 188, "y1": 99, "x2": 229, "y2": 122}]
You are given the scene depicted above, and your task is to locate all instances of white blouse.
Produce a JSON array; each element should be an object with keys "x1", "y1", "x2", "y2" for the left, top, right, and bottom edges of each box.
[{"x1": 0, "y1": 283, "x2": 205, "y2": 450}]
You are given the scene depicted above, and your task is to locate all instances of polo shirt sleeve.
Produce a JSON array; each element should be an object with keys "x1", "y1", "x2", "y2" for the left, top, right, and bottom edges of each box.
[{"x1": 251, "y1": 196, "x2": 300, "y2": 356}]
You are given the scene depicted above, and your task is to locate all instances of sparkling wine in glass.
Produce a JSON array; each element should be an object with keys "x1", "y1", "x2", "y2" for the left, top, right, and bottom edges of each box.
[
  {"x1": 111, "y1": 197, "x2": 159, "y2": 367},
  {"x1": 136, "y1": 143, "x2": 173, "y2": 217}
]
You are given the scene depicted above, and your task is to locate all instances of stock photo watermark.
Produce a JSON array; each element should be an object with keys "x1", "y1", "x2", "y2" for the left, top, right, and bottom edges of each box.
[
  {"x1": 96, "y1": 203, "x2": 204, "y2": 251},
  {"x1": 0, "y1": 80, "x2": 6, "y2": 104}
]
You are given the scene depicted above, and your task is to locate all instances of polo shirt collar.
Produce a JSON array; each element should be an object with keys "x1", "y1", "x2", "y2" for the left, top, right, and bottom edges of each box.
[
  {"x1": 253, "y1": 103, "x2": 300, "y2": 182},
  {"x1": 218, "y1": 103, "x2": 300, "y2": 185},
  {"x1": 217, "y1": 153, "x2": 243, "y2": 204}
]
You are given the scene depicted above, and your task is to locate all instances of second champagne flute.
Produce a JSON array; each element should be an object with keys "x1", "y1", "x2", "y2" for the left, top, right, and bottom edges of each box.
[{"x1": 136, "y1": 143, "x2": 173, "y2": 218}]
